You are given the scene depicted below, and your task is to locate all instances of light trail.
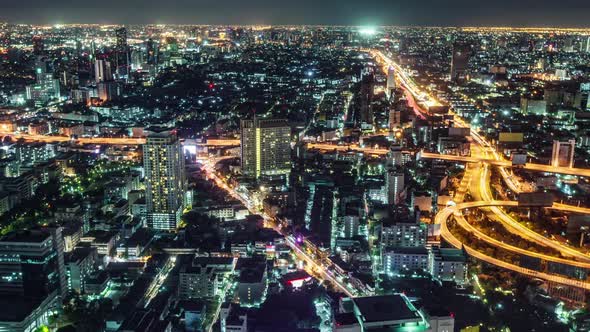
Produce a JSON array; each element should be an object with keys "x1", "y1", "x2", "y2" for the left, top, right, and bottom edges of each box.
[
  {"x1": 197, "y1": 157, "x2": 361, "y2": 299},
  {"x1": 306, "y1": 143, "x2": 389, "y2": 155},
  {"x1": 419, "y1": 151, "x2": 590, "y2": 178},
  {"x1": 439, "y1": 209, "x2": 590, "y2": 291},
  {"x1": 450, "y1": 207, "x2": 590, "y2": 268},
  {"x1": 370, "y1": 48, "x2": 590, "y2": 287},
  {"x1": 0, "y1": 132, "x2": 239, "y2": 147},
  {"x1": 474, "y1": 163, "x2": 590, "y2": 262},
  {"x1": 140, "y1": 256, "x2": 176, "y2": 308}
]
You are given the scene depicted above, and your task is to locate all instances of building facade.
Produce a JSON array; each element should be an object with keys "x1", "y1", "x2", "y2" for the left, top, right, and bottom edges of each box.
[
  {"x1": 240, "y1": 118, "x2": 291, "y2": 178},
  {"x1": 143, "y1": 130, "x2": 186, "y2": 230}
]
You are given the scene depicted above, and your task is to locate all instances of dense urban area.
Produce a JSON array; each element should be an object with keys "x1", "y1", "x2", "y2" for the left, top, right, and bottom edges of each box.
[{"x1": 2, "y1": 23, "x2": 590, "y2": 332}]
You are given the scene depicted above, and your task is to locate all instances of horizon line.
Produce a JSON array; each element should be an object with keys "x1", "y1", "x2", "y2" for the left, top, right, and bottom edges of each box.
[{"x1": 2, "y1": 22, "x2": 590, "y2": 31}]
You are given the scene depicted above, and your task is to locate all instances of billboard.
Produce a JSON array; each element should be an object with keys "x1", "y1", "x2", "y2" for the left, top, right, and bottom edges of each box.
[{"x1": 499, "y1": 132, "x2": 524, "y2": 143}]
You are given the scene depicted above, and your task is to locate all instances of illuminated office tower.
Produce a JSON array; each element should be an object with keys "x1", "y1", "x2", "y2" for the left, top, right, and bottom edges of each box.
[
  {"x1": 0, "y1": 227, "x2": 66, "y2": 299},
  {"x1": 386, "y1": 66, "x2": 396, "y2": 98},
  {"x1": 450, "y1": 42, "x2": 471, "y2": 83},
  {"x1": 551, "y1": 139, "x2": 576, "y2": 168},
  {"x1": 143, "y1": 130, "x2": 186, "y2": 230},
  {"x1": 240, "y1": 118, "x2": 291, "y2": 178},
  {"x1": 94, "y1": 59, "x2": 112, "y2": 83}
]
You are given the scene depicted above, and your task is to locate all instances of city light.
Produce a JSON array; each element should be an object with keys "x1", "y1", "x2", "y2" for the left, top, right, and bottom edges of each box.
[{"x1": 1, "y1": 14, "x2": 590, "y2": 332}]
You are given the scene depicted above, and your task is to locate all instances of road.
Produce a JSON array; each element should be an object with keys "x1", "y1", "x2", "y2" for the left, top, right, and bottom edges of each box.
[
  {"x1": 419, "y1": 151, "x2": 590, "y2": 178},
  {"x1": 370, "y1": 49, "x2": 442, "y2": 110},
  {"x1": 0, "y1": 132, "x2": 239, "y2": 147},
  {"x1": 473, "y1": 161, "x2": 590, "y2": 262},
  {"x1": 370, "y1": 49, "x2": 590, "y2": 287},
  {"x1": 440, "y1": 200, "x2": 590, "y2": 268},
  {"x1": 439, "y1": 207, "x2": 590, "y2": 291},
  {"x1": 307, "y1": 142, "x2": 389, "y2": 155},
  {"x1": 198, "y1": 158, "x2": 362, "y2": 300},
  {"x1": 139, "y1": 255, "x2": 176, "y2": 308}
]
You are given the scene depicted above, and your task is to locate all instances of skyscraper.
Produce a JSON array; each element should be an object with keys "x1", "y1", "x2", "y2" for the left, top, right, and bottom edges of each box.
[
  {"x1": 143, "y1": 130, "x2": 186, "y2": 230},
  {"x1": 146, "y1": 38, "x2": 159, "y2": 65},
  {"x1": 450, "y1": 42, "x2": 471, "y2": 83},
  {"x1": 385, "y1": 168, "x2": 405, "y2": 205},
  {"x1": 115, "y1": 27, "x2": 129, "y2": 74},
  {"x1": 115, "y1": 27, "x2": 127, "y2": 52},
  {"x1": 386, "y1": 66, "x2": 396, "y2": 99},
  {"x1": 94, "y1": 59, "x2": 112, "y2": 83},
  {"x1": 0, "y1": 227, "x2": 66, "y2": 299},
  {"x1": 359, "y1": 71, "x2": 375, "y2": 126},
  {"x1": 32, "y1": 36, "x2": 44, "y2": 55},
  {"x1": 240, "y1": 118, "x2": 291, "y2": 178}
]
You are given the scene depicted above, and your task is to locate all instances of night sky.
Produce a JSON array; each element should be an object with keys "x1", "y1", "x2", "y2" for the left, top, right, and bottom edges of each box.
[{"x1": 1, "y1": 0, "x2": 590, "y2": 27}]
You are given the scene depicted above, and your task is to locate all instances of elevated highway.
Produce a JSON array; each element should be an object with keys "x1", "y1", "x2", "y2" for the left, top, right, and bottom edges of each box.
[
  {"x1": 0, "y1": 132, "x2": 240, "y2": 147},
  {"x1": 437, "y1": 200, "x2": 590, "y2": 290}
]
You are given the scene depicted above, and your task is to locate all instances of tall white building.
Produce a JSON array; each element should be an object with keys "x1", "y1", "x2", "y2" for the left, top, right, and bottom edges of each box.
[
  {"x1": 381, "y1": 222, "x2": 427, "y2": 248},
  {"x1": 240, "y1": 118, "x2": 291, "y2": 178},
  {"x1": 94, "y1": 59, "x2": 112, "y2": 83},
  {"x1": 386, "y1": 66, "x2": 396, "y2": 98},
  {"x1": 428, "y1": 246, "x2": 468, "y2": 285},
  {"x1": 382, "y1": 247, "x2": 429, "y2": 275},
  {"x1": 143, "y1": 130, "x2": 186, "y2": 230}
]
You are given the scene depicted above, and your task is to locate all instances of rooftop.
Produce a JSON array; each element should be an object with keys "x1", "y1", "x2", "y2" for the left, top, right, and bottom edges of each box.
[
  {"x1": 352, "y1": 295, "x2": 420, "y2": 323},
  {"x1": 0, "y1": 229, "x2": 51, "y2": 243}
]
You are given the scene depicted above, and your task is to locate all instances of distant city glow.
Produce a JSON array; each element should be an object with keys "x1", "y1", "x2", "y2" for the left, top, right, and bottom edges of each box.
[{"x1": 359, "y1": 26, "x2": 377, "y2": 36}]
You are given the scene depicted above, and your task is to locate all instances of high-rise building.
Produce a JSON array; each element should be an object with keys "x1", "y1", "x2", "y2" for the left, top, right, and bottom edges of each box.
[
  {"x1": 115, "y1": 27, "x2": 127, "y2": 52},
  {"x1": 0, "y1": 227, "x2": 67, "y2": 299},
  {"x1": 381, "y1": 221, "x2": 426, "y2": 248},
  {"x1": 178, "y1": 257, "x2": 235, "y2": 300},
  {"x1": 428, "y1": 246, "x2": 468, "y2": 285},
  {"x1": 382, "y1": 247, "x2": 429, "y2": 275},
  {"x1": 551, "y1": 139, "x2": 576, "y2": 168},
  {"x1": 26, "y1": 64, "x2": 60, "y2": 106},
  {"x1": 450, "y1": 42, "x2": 471, "y2": 83},
  {"x1": 388, "y1": 108, "x2": 401, "y2": 130},
  {"x1": 359, "y1": 71, "x2": 375, "y2": 126},
  {"x1": 386, "y1": 66, "x2": 396, "y2": 98},
  {"x1": 143, "y1": 130, "x2": 186, "y2": 230},
  {"x1": 385, "y1": 168, "x2": 405, "y2": 205},
  {"x1": 97, "y1": 81, "x2": 119, "y2": 102},
  {"x1": 240, "y1": 118, "x2": 291, "y2": 178},
  {"x1": 115, "y1": 27, "x2": 129, "y2": 74},
  {"x1": 146, "y1": 38, "x2": 159, "y2": 65},
  {"x1": 32, "y1": 36, "x2": 44, "y2": 55},
  {"x1": 309, "y1": 185, "x2": 336, "y2": 249},
  {"x1": 94, "y1": 59, "x2": 112, "y2": 83}
]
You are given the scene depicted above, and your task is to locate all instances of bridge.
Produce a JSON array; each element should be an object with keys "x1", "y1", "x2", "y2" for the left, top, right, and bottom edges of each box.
[
  {"x1": 418, "y1": 151, "x2": 590, "y2": 178},
  {"x1": 437, "y1": 200, "x2": 590, "y2": 290},
  {"x1": 0, "y1": 132, "x2": 240, "y2": 147}
]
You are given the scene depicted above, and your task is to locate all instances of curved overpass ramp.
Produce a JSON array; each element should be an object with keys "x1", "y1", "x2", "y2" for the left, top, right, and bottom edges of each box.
[{"x1": 437, "y1": 200, "x2": 590, "y2": 289}]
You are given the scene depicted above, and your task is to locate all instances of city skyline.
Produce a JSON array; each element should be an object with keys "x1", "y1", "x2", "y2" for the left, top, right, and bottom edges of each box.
[
  {"x1": 1, "y1": 0, "x2": 590, "y2": 27},
  {"x1": 2, "y1": 19, "x2": 590, "y2": 332}
]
